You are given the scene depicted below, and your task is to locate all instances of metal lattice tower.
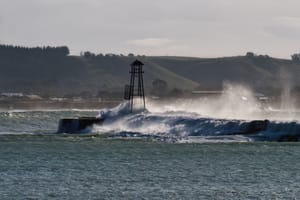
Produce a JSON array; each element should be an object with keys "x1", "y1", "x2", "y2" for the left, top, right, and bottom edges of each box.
[{"x1": 124, "y1": 60, "x2": 146, "y2": 112}]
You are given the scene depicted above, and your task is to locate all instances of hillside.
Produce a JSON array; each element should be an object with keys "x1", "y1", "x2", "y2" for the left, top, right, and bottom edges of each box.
[
  {"x1": 0, "y1": 45, "x2": 198, "y2": 96},
  {"x1": 147, "y1": 55, "x2": 300, "y2": 94},
  {"x1": 1, "y1": 45, "x2": 300, "y2": 97}
]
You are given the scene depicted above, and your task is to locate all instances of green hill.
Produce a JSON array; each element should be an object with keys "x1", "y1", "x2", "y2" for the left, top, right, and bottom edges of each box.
[
  {"x1": 0, "y1": 45, "x2": 199, "y2": 96},
  {"x1": 147, "y1": 55, "x2": 300, "y2": 94},
  {"x1": 1, "y1": 45, "x2": 300, "y2": 97}
]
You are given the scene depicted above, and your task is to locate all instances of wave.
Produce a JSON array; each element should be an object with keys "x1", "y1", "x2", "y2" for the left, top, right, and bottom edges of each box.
[
  {"x1": 93, "y1": 101, "x2": 300, "y2": 143},
  {"x1": 2, "y1": 81, "x2": 300, "y2": 143}
]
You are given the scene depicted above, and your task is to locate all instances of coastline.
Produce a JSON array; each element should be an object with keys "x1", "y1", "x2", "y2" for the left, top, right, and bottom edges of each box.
[{"x1": 0, "y1": 99, "x2": 121, "y2": 111}]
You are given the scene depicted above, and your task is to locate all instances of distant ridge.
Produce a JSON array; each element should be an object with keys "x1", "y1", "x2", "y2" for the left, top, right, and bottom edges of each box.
[
  {"x1": 0, "y1": 45, "x2": 198, "y2": 96},
  {"x1": 1, "y1": 44, "x2": 300, "y2": 96},
  {"x1": 147, "y1": 55, "x2": 300, "y2": 94}
]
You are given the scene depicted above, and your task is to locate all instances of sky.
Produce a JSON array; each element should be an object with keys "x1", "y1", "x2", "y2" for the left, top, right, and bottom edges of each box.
[{"x1": 0, "y1": 0, "x2": 300, "y2": 58}]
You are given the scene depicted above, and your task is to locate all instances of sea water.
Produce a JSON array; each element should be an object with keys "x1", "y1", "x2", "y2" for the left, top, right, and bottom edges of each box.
[
  {"x1": 0, "y1": 136, "x2": 300, "y2": 199},
  {"x1": 0, "y1": 108, "x2": 300, "y2": 199}
]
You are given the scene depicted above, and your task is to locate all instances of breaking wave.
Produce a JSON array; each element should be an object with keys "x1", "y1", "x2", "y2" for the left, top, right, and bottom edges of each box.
[
  {"x1": 1, "y1": 84, "x2": 300, "y2": 143},
  {"x1": 91, "y1": 83, "x2": 300, "y2": 142},
  {"x1": 94, "y1": 100, "x2": 300, "y2": 143}
]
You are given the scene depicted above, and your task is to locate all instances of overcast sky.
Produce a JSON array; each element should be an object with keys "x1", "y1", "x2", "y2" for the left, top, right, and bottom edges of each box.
[{"x1": 1, "y1": 0, "x2": 300, "y2": 58}]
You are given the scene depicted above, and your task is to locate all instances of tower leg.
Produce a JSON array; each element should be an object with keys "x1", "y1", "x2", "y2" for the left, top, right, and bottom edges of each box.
[{"x1": 140, "y1": 73, "x2": 145, "y2": 110}]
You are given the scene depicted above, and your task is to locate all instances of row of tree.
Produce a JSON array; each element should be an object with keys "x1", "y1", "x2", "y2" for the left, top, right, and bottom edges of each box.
[
  {"x1": 247, "y1": 51, "x2": 300, "y2": 63},
  {"x1": 80, "y1": 51, "x2": 146, "y2": 59},
  {"x1": 0, "y1": 45, "x2": 70, "y2": 58}
]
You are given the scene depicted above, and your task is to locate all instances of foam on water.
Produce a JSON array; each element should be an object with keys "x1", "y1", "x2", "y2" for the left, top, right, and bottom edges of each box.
[
  {"x1": 93, "y1": 84, "x2": 300, "y2": 142},
  {"x1": 1, "y1": 84, "x2": 300, "y2": 143},
  {"x1": 92, "y1": 100, "x2": 300, "y2": 142}
]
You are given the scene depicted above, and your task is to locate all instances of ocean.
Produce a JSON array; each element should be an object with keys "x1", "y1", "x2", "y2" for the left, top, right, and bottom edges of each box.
[
  {"x1": 0, "y1": 136, "x2": 300, "y2": 199},
  {"x1": 1, "y1": 94, "x2": 300, "y2": 199}
]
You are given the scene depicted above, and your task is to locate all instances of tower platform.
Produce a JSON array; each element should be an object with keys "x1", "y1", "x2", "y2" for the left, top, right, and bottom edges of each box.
[{"x1": 57, "y1": 117, "x2": 104, "y2": 133}]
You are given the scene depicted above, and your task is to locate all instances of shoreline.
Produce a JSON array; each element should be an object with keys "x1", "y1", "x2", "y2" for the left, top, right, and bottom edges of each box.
[{"x1": 0, "y1": 100, "x2": 121, "y2": 111}]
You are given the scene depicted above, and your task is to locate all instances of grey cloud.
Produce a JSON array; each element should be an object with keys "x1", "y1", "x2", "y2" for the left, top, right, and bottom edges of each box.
[
  {"x1": 264, "y1": 17, "x2": 300, "y2": 40},
  {"x1": 1, "y1": 0, "x2": 300, "y2": 57}
]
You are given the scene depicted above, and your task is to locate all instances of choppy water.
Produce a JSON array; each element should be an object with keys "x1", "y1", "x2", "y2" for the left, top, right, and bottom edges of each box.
[
  {"x1": 2, "y1": 104, "x2": 300, "y2": 142},
  {"x1": 0, "y1": 110, "x2": 98, "y2": 135},
  {"x1": 1, "y1": 101, "x2": 300, "y2": 199},
  {"x1": 0, "y1": 137, "x2": 300, "y2": 199}
]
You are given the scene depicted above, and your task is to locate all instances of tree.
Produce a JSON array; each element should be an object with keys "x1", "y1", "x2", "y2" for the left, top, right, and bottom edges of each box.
[
  {"x1": 83, "y1": 51, "x2": 95, "y2": 59},
  {"x1": 246, "y1": 52, "x2": 255, "y2": 57},
  {"x1": 60, "y1": 46, "x2": 70, "y2": 56},
  {"x1": 291, "y1": 53, "x2": 300, "y2": 62},
  {"x1": 169, "y1": 88, "x2": 183, "y2": 97},
  {"x1": 151, "y1": 79, "x2": 168, "y2": 96}
]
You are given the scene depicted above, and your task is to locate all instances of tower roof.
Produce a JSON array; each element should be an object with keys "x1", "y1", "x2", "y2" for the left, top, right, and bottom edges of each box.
[{"x1": 131, "y1": 59, "x2": 144, "y2": 66}]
